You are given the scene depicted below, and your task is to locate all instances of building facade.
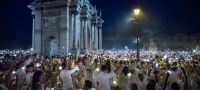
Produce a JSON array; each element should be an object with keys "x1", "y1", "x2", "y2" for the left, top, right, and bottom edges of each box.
[
  {"x1": 104, "y1": 33, "x2": 200, "y2": 51},
  {"x1": 28, "y1": 0, "x2": 103, "y2": 56}
]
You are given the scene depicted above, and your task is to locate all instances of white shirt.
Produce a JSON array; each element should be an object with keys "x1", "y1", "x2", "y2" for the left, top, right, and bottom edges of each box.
[
  {"x1": 136, "y1": 81, "x2": 147, "y2": 90},
  {"x1": 95, "y1": 71, "x2": 115, "y2": 90},
  {"x1": 60, "y1": 67, "x2": 78, "y2": 90},
  {"x1": 16, "y1": 69, "x2": 26, "y2": 89},
  {"x1": 177, "y1": 79, "x2": 184, "y2": 90},
  {"x1": 168, "y1": 70, "x2": 178, "y2": 84},
  {"x1": 130, "y1": 74, "x2": 138, "y2": 84},
  {"x1": 25, "y1": 72, "x2": 34, "y2": 86}
]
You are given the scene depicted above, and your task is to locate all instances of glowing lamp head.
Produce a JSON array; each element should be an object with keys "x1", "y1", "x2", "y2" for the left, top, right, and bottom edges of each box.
[{"x1": 134, "y1": 8, "x2": 140, "y2": 16}]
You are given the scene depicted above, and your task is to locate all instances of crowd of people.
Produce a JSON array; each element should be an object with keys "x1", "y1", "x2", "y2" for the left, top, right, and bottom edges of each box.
[{"x1": 0, "y1": 49, "x2": 200, "y2": 90}]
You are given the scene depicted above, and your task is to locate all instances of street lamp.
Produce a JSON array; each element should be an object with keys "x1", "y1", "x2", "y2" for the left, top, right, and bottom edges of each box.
[
  {"x1": 134, "y1": 8, "x2": 140, "y2": 16},
  {"x1": 132, "y1": 8, "x2": 141, "y2": 61}
]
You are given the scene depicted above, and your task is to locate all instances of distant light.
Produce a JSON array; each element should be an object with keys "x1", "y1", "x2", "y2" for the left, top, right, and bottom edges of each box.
[
  {"x1": 128, "y1": 73, "x2": 132, "y2": 77},
  {"x1": 95, "y1": 68, "x2": 100, "y2": 72},
  {"x1": 22, "y1": 66, "x2": 25, "y2": 70},
  {"x1": 30, "y1": 48, "x2": 33, "y2": 51},
  {"x1": 36, "y1": 63, "x2": 41, "y2": 67},
  {"x1": 143, "y1": 59, "x2": 150, "y2": 62},
  {"x1": 12, "y1": 71, "x2": 16, "y2": 74},
  {"x1": 163, "y1": 55, "x2": 168, "y2": 59},
  {"x1": 113, "y1": 80, "x2": 117, "y2": 85},
  {"x1": 168, "y1": 59, "x2": 172, "y2": 63},
  {"x1": 59, "y1": 66, "x2": 62, "y2": 70},
  {"x1": 155, "y1": 63, "x2": 159, "y2": 67},
  {"x1": 193, "y1": 50, "x2": 196, "y2": 53}
]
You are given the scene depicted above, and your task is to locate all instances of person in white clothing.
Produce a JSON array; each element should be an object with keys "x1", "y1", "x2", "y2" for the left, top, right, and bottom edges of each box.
[
  {"x1": 95, "y1": 65, "x2": 115, "y2": 90},
  {"x1": 136, "y1": 73, "x2": 147, "y2": 90},
  {"x1": 25, "y1": 64, "x2": 34, "y2": 89},
  {"x1": 60, "y1": 62, "x2": 79, "y2": 90}
]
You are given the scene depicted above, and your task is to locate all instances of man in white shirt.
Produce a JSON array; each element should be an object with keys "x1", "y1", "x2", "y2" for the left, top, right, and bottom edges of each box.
[
  {"x1": 25, "y1": 64, "x2": 34, "y2": 89},
  {"x1": 60, "y1": 63, "x2": 79, "y2": 90},
  {"x1": 136, "y1": 73, "x2": 147, "y2": 90},
  {"x1": 16, "y1": 63, "x2": 26, "y2": 90},
  {"x1": 95, "y1": 65, "x2": 115, "y2": 90}
]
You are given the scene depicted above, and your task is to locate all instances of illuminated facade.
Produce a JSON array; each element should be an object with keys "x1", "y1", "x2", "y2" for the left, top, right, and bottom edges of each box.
[
  {"x1": 142, "y1": 33, "x2": 200, "y2": 50},
  {"x1": 104, "y1": 33, "x2": 200, "y2": 50},
  {"x1": 28, "y1": 0, "x2": 103, "y2": 56}
]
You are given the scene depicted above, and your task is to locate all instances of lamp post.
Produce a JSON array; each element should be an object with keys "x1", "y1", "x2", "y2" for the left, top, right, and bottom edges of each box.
[{"x1": 132, "y1": 8, "x2": 141, "y2": 61}]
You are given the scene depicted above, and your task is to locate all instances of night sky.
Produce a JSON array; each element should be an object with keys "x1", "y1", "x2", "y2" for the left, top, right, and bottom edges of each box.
[{"x1": 0, "y1": 0, "x2": 199, "y2": 49}]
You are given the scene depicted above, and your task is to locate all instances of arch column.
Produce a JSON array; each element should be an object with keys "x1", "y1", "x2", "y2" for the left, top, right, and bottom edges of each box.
[
  {"x1": 69, "y1": 0, "x2": 80, "y2": 50},
  {"x1": 80, "y1": 5, "x2": 89, "y2": 50},
  {"x1": 32, "y1": 12, "x2": 35, "y2": 51},
  {"x1": 94, "y1": 25, "x2": 98, "y2": 49},
  {"x1": 84, "y1": 20, "x2": 88, "y2": 49},
  {"x1": 91, "y1": 14, "x2": 98, "y2": 50},
  {"x1": 97, "y1": 16, "x2": 104, "y2": 49},
  {"x1": 98, "y1": 27, "x2": 102, "y2": 49}
]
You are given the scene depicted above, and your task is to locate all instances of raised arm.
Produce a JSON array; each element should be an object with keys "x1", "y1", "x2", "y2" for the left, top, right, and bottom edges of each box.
[{"x1": 69, "y1": 65, "x2": 79, "y2": 75}]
